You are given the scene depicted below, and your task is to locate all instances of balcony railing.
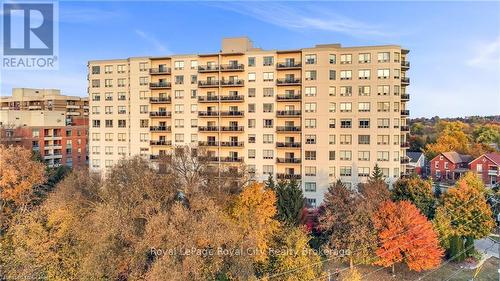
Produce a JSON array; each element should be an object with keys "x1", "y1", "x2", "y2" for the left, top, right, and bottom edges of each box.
[
  {"x1": 488, "y1": 169, "x2": 499, "y2": 176},
  {"x1": 149, "y1": 67, "x2": 171, "y2": 74},
  {"x1": 276, "y1": 158, "x2": 301, "y2": 164},
  {"x1": 220, "y1": 79, "x2": 244, "y2": 87},
  {"x1": 198, "y1": 65, "x2": 220, "y2": 72},
  {"x1": 149, "y1": 82, "x2": 171, "y2": 89},
  {"x1": 276, "y1": 142, "x2": 301, "y2": 148},
  {"x1": 150, "y1": 111, "x2": 172, "y2": 117},
  {"x1": 400, "y1": 142, "x2": 410, "y2": 148},
  {"x1": 150, "y1": 97, "x2": 172, "y2": 103},
  {"x1": 401, "y1": 77, "x2": 410, "y2": 85},
  {"x1": 150, "y1": 140, "x2": 172, "y2": 146},
  {"x1": 198, "y1": 96, "x2": 220, "y2": 102},
  {"x1": 220, "y1": 111, "x2": 244, "y2": 117},
  {"x1": 198, "y1": 141, "x2": 219, "y2": 147},
  {"x1": 276, "y1": 173, "x2": 302, "y2": 180},
  {"x1": 276, "y1": 94, "x2": 301, "y2": 101},
  {"x1": 149, "y1": 126, "x2": 171, "y2": 132},
  {"x1": 276, "y1": 62, "x2": 302, "y2": 69},
  {"x1": 220, "y1": 141, "x2": 244, "y2": 147},
  {"x1": 198, "y1": 126, "x2": 219, "y2": 132},
  {"x1": 401, "y1": 110, "x2": 410, "y2": 116},
  {"x1": 198, "y1": 95, "x2": 244, "y2": 102},
  {"x1": 220, "y1": 64, "x2": 244, "y2": 71},
  {"x1": 276, "y1": 110, "x2": 301, "y2": 117},
  {"x1": 276, "y1": 78, "x2": 301, "y2": 86},
  {"x1": 276, "y1": 126, "x2": 301, "y2": 132},
  {"x1": 198, "y1": 111, "x2": 219, "y2": 117},
  {"x1": 401, "y1": 94, "x2": 410, "y2": 101},
  {"x1": 220, "y1": 126, "x2": 244, "y2": 132},
  {"x1": 220, "y1": 156, "x2": 244, "y2": 163},
  {"x1": 400, "y1": 157, "x2": 410, "y2": 164},
  {"x1": 198, "y1": 80, "x2": 220, "y2": 87},
  {"x1": 401, "y1": 61, "x2": 410, "y2": 68},
  {"x1": 401, "y1": 125, "x2": 410, "y2": 132}
]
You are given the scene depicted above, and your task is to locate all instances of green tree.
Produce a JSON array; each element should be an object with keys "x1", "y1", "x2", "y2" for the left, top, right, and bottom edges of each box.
[
  {"x1": 473, "y1": 124, "x2": 500, "y2": 147},
  {"x1": 275, "y1": 179, "x2": 304, "y2": 226},
  {"x1": 370, "y1": 164, "x2": 385, "y2": 183},
  {"x1": 391, "y1": 177, "x2": 436, "y2": 218},
  {"x1": 265, "y1": 174, "x2": 276, "y2": 190}
]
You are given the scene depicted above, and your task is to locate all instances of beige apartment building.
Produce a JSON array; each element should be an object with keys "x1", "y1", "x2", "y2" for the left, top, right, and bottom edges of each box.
[{"x1": 87, "y1": 37, "x2": 410, "y2": 206}]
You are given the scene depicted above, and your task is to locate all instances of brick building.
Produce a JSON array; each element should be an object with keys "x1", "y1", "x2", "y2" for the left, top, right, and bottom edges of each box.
[
  {"x1": 469, "y1": 152, "x2": 500, "y2": 187},
  {"x1": 430, "y1": 151, "x2": 472, "y2": 184}
]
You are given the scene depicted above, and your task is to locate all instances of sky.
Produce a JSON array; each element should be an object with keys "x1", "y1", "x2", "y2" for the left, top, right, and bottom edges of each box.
[{"x1": 1, "y1": 1, "x2": 499, "y2": 118}]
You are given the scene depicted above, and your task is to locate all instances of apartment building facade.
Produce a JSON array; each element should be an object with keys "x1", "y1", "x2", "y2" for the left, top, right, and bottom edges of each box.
[{"x1": 88, "y1": 37, "x2": 410, "y2": 206}]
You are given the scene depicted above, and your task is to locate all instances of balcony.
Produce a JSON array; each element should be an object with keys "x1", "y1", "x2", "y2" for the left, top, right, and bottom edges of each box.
[
  {"x1": 150, "y1": 67, "x2": 171, "y2": 75},
  {"x1": 276, "y1": 142, "x2": 301, "y2": 148},
  {"x1": 276, "y1": 173, "x2": 302, "y2": 180},
  {"x1": 276, "y1": 62, "x2": 302, "y2": 70},
  {"x1": 198, "y1": 95, "x2": 244, "y2": 103},
  {"x1": 400, "y1": 157, "x2": 410, "y2": 164},
  {"x1": 198, "y1": 141, "x2": 219, "y2": 147},
  {"x1": 220, "y1": 157, "x2": 244, "y2": 163},
  {"x1": 401, "y1": 125, "x2": 410, "y2": 132},
  {"x1": 401, "y1": 77, "x2": 410, "y2": 85},
  {"x1": 220, "y1": 141, "x2": 244, "y2": 147},
  {"x1": 150, "y1": 97, "x2": 171, "y2": 104},
  {"x1": 198, "y1": 65, "x2": 220, "y2": 73},
  {"x1": 401, "y1": 94, "x2": 410, "y2": 101},
  {"x1": 220, "y1": 126, "x2": 244, "y2": 132},
  {"x1": 276, "y1": 78, "x2": 301, "y2": 86},
  {"x1": 220, "y1": 79, "x2": 244, "y2": 87},
  {"x1": 67, "y1": 112, "x2": 81, "y2": 116},
  {"x1": 149, "y1": 126, "x2": 171, "y2": 132},
  {"x1": 150, "y1": 140, "x2": 172, "y2": 146},
  {"x1": 66, "y1": 104, "x2": 80, "y2": 109},
  {"x1": 198, "y1": 126, "x2": 219, "y2": 132},
  {"x1": 277, "y1": 94, "x2": 301, "y2": 101},
  {"x1": 150, "y1": 111, "x2": 172, "y2": 118},
  {"x1": 276, "y1": 158, "x2": 301, "y2": 164},
  {"x1": 28, "y1": 105, "x2": 42, "y2": 110},
  {"x1": 149, "y1": 82, "x2": 171, "y2": 89},
  {"x1": 220, "y1": 111, "x2": 244, "y2": 117},
  {"x1": 488, "y1": 169, "x2": 499, "y2": 176},
  {"x1": 401, "y1": 61, "x2": 410, "y2": 69},
  {"x1": 401, "y1": 110, "x2": 410, "y2": 116},
  {"x1": 44, "y1": 154, "x2": 63, "y2": 160},
  {"x1": 400, "y1": 142, "x2": 410, "y2": 148},
  {"x1": 276, "y1": 110, "x2": 301, "y2": 117},
  {"x1": 198, "y1": 80, "x2": 219, "y2": 88},
  {"x1": 220, "y1": 64, "x2": 244, "y2": 72},
  {"x1": 198, "y1": 111, "x2": 219, "y2": 117},
  {"x1": 276, "y1": 126, "x2": 301, "y2": 133},
  {"x1": 198, "y1": 96, "x2": 220, "y2": 103}
]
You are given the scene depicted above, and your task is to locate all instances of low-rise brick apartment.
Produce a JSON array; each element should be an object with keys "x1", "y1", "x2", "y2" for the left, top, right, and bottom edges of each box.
[
  {"x1": 430, "y1": 151, "x2": 472, "y2": 184},
  {"x1": 0, "y1": 88, "x2": 89, "y2": 168},
  {"x1": 87, "y1": 37, "x2": 410, "y2": 206},
  {"x1": 469, "y1": 152, "x2": 500, "y2": 187}
]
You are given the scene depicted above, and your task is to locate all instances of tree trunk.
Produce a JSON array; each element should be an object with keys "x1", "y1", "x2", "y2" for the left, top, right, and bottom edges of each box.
[
  {"x1": 349, "y1": 257, "x2": 353, "y2": 268},
  {"x1": 391, "y1": 264, "x2": 395, "y2": 276}
]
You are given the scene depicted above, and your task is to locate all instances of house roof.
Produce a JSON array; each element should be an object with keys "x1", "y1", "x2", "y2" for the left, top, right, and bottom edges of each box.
[
  {"x1": 472, "y1": 152, "x2": 500, "y2": 166},
  {"x1": 441, "y1": 151, "x2": 472, "y2": 164},
  {"x1": 407, "y1": 152, "x2": 423, "y2": 163}
]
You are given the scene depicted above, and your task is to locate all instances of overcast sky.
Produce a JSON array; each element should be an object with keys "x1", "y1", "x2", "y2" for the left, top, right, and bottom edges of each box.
[{"x1": 1, "y1": 1, "x2": 499, "y2": 118}]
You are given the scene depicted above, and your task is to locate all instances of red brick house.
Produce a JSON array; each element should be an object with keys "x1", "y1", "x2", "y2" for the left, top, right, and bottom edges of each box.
[
  {"x1": 469, "y1": 152, "x2": 500, "y2": 187},
  {"x1": 430, "y1": 151, "x2": 472, "y2": 183}
]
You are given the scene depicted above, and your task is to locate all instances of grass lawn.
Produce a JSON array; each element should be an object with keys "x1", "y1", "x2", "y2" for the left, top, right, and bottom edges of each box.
[{"x1": 325, "y1": 257, "x2": 498, "y2": 281}]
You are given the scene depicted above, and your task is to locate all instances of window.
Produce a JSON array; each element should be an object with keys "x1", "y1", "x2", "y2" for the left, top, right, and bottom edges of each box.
[
  {"x1": 305, "y1": 198, "x2": 316, "y2": 208},
  {"x1": 263, "y1": 56, "x2": 274, "y2": 66},
  {"x1": 92, "y1": 106, "x2": 100, "y2": 115},
  {"x1": 175, "y1": 119, "x2": 184, "y2": 128},
  {"x1": 263, "y1": 119, "x2": 273, "y2": 128},
  {"x1": 248, "y1": 72, "x2": 256, "y2": 82},
  {"x1": 329, "y1": 70, "x2": 336, "y2": 80},
  {"x1": 263, "y1": 150, "x2": 274, "y2": 159},
  {"x1": 105, "y1": 133, "x2": 113, "y2": 141},
  {"x1": 92, "y1": 120, "x2": 101, "y2": 128},
  {"x1": 329, "y1": 86, "x2": 336, "y2": 96},
  {"x1": 140, "y1": 119, "x2": 148, "y2": 128},
  {"x1": 191, "y1": 119, "x2": 198, "y2": 128},
  {"x1": 305, "y1": 54, "x2": 317, "y2": 64},
  {"x1": 377, "y1": 52, "x2": 390, "y2": 62},
  {"x1": 329, "y1": 54, "x2": 336, "y2": 64},
  {"x1": 92, "y1": 146, "x2": 100, "y2": 155},
  {"x1": 104, "y1": 106, "x2": 112, "y2": 114},
  {"x1": 175, "y1": 90, "x2": 184, "y2": 99},
  {"x1": 394, "y1": 69, "x2": 400, "y2": 79},
  {"x1": 377, "y1": 135, "x2": 390, "y2": 145},
  {"x1": 359, "y1": 86, "x2": 370, "y2": 96},
  {"x1": 340, "y1": 102, "x2": 352, "y2": 113},
  {"x1": 91, "y1": 66, "x2": 100, "y2": 74},
  {"x1": 340, "y1": 150, "x2": 352, "y2": 161},
  {"x1": 305, "y1": 167, "x2": 317, "y2": 177},
  {"x1": 305, "y1": 103, "x2": 317, "y2": 113},
  {"x1": 305, "y1": 119, "x2": 317, "y2": 128},
  {"x1": 92, "y1": 133, "x2": 101, "y2": 141},
  {"x1": 377, "y1": 102, "x2": 390, "y2": 112},
  {"x1": 105, "y1": 92, "x2": 113, "y2": 101},
  {"x1": 305, "y1": 134, "x2": 316, "y2": 144},
  {"x1": 377, "y1": 69, "x2": 390, "y2": 79},
  {"x1": 263, "y1": 88, "x2": 274, "y2": 97},
  {"x1": 329, "y1": 118, "x2": 336, "y2": 128},
  {"x1": 340, "y1": 54, "x2": 352, "y2": 64},
  {"x1": 305, "y1": 151, "x2": 316, "y2": 160},
  {"x1": 359, "y1": 119, "x2": 370, "y2": 129},
  {"x1": 248, "y1": 149, "x2": 256, "y2": 159},
  {"x1": 139, "y1": 62, "x2": 148, "y2": 71},
  {"x1": 117, "y1": 146, "x2": 127, "y2": 155},
  {"x1": 248, "y1": 119, "x2": 256, "y2": 128},
  {"x1": 394, "y1": 52, "x2": 401, "y2": 63},
  {"x1": 263, "y1": 134, "x2": 274, "y2": 143},
  {"x1": 104, "y1": 65, "x2": 113, "y2": 74},
  {"x1": 105, "y1": 146, "x2": 113, "y2": 155},
  {"x1": 118, "y1": 120, "x2": 126, "y2": 128},
  {"x1": 105, "y1": 79, "x2": 112, "y2": 87},
  {"x1": 139, "y1": 91, "x2": 148, "y2": 100},
  {"x1": 248, "y1": 57, "x2": 255, "y2": 67},
  {"x1": 329, "y1": 102, "x2": 336, "y2": 113},
  {"x1": 117, "y1": 64, "x2": 125, "y2": 73},
  {"x1": 358, "y1": 151, "x2": 370, "y2": 161},
  {"x1": 305, "y1": 182, "x2": 316, "y2": 192},
  {"x1": 340, "y1": 166, "x2": 352, "y2": 176},
  {"x1": 340, "y1": 70, "x2": 352, "y2": 80},
  {"x1": 329, "y1": 151, "x2": 336, "y2": 160},
  {"x1": 118, "y1": 106, "x2": 126, "y2": 114},
  {"x1": 248, "y1": 104, "x2": 255, "y2": 113},
  {"x1": 191, "y1": 104, "x2": 197, "y2": 113},
  {"x1": 105, "y1": 120, "x2": 113, "y2": 128},
  {"x1": 358, "y1": 69, "x2": 370, "y2": 79},
  {"x1": 340, "y1": 134, "x2": 352, "y2": 145},
  {"x1": 174, "y1": 104, "x2": 184, "y2": 114},
  {"x1": 358, "y1": 102, "x2": 370, "y2": 112},
  {"x1": 358, "y1": 167, "x2": 370, "y2": 177},
  {"x1": 248, "y1": 134, "x2": 256, "y2": 143},
  {"x1": 191, "y1": 75, "x2": 197, "y2": 84},
  {"x1": 140, "y1": 105, "x2": 148, "y2": 114},
  {"x1": 263, "y1": 165, "x2": 273, "y2": 175},
  {"x1": 175, "y1": 134, "x2": 184, "y2": 143},
  {"x1": 263, "y1": 72, "x2": 274, "y2": 82},
  {"x1": 138, "y1": 77, "x2": 147, "y2": 86},
  {"x1": 377, "y1": 118, "x2": 390, "y2": 128},
  {"x1": 329, "y1": 135, "x2": 336, "y2": 145},
  {"x1": 305, "y1": 70, "x2": 317, "y2": 81},
  {"x1": 340, "y1": 119, "x2": 352, "y2": 128},
  {"x1": 358, "y1": 53, "x2": 371, "y2": 63},
  {"x1": 175, "y1": 75, "x2": 184, "y2": 85},
  {"x1": 305, "y1": 87, "x2": 316, "y2": 97},
  {"x1": 174, "y1": 61, "x2": 184, "y2": 70},
  {"x1": 377, "y1": 151, "x2": 390, "y2": 161},
  {"x1": 92, "y1": 79, "x2": 100, "y2": 88},
  {"x1": 340, "y1": 86, "x2": 352, "y2": 96},
  {"x1": 118, "y1": 92, "x2": 126, "y2": 100},
  {"x1": 118, "y1": 133, "x2": 126, "y2": 142},
  {"x1": 92, "y1": 93, "x2": 100, "y2": 101},
  {"x1": 248, "y1": 88, "x2": 256, "y2": 97},
  {"x1": 190, "y1": 60, "x2": 198, "y2": 69},
  {"x1": 377, "y1": 85, "x2": 390, "y2": 95}
]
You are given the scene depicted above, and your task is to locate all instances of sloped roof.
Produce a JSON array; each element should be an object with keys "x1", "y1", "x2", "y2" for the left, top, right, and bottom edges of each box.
[
  {"x1": 484, "y1": 152, "x2": 500, "y2": 165},
  {"x1": 442, "y1": 151, "x2": 472, "y2": 164},
  {"x1": 407, "y1": 151, "x2": 423, "y2": 163}
]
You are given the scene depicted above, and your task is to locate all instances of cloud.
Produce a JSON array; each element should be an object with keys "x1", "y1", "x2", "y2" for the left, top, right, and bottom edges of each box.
[
  {"x1": 134, "y1": 29, "x2": 171, "y2": 54},
  {"x1": 466, "y1": 37, "x2": 500, "y2": 69},
  {"x1": 210, "y1": 2, "x2": 390, "y2": 37}
]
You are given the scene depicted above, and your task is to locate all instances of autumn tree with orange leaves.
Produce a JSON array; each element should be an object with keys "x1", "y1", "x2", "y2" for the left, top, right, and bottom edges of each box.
[{"x1": 372, "y1": 200, "x2": 444, "y2": 274}]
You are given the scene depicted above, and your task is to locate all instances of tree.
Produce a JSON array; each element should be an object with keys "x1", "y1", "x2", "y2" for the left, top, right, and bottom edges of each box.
[
  {"x1": 370, "y1": 164, "x2": 385, "y2": 183},
  {"x1": 275, "y1": 179, "x2": 304, "y2": 226},
  {"x1": 358, "y1": 179, "x2": 391, "y2": 215},
  {"x1": 341, "y1": 267, "x2": 362, "y2": 281},
  {"x1": 391, "y1": 177, "x2": 436, "y2": 218},
  {"x1": 425, "y1": 121, "x2": 471, "y2": 160},
  {"x1": 318, "y1": 180, "x2": 377, "y2": 267},
  {"x1": 372, "y1": 201, "x2": 443, "y2": 273},
  {"x1": 229, "y1": 182, "x2": 279, "y2": 263},
  {"x1": 472, "y1": 124, "x2": 500, "y2": 147},
  {"x1": 265, "y1": 226, "x2": 323, "y2": 281},
  {"x1": 265, "y1": 174, "x2": 276, "y2": 190}
]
